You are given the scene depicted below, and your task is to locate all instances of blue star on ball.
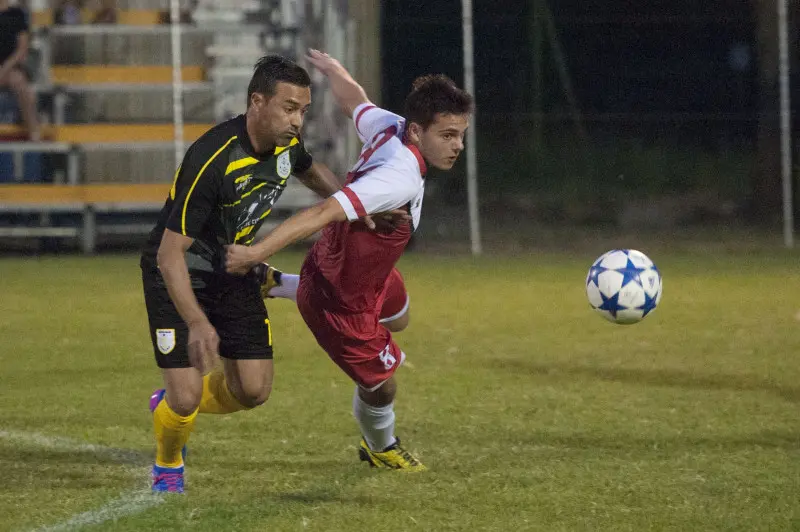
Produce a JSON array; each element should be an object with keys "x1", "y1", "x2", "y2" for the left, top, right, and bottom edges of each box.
[
  {"x1": 598, "y1": 291, "x2": 620, "y2": 318},
  {"x1": 637, "y1": 291, "x2": 658, "y2": 317},
  {"x1": 619, "y1": 257, "x2": 646, "y2": 288},
  {"x1": 586, "y1": 265, "x2": 606, "y2": 286}
]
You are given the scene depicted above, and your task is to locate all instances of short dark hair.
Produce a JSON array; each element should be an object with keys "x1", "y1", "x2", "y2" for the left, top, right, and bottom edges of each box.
[
  {"x1": 403, "y1": 74, "x2": 474, "y2": 129},
  {"x1": 247, "y1": 55, "x2": 311, "y2": 106}
]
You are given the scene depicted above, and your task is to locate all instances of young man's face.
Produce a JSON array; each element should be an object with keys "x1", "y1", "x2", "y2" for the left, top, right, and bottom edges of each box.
[
  {"x1": 249, "y1": 81, "x2": 311, "y2": 148},
  {"x1": 409, "y1": 113, "x2": 469, "y2": 171}
]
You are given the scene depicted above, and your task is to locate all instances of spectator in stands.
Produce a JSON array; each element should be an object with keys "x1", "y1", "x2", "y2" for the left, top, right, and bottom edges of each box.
[
  {"x1": 54, "y1": 0, "x2": 82, "y2": 25},
  {"x1": 91, "y1": 0, "x2": 117, "y2": 24},
  {"x1": 0, "y1": 0, "x2": 40, "y2": 140}
]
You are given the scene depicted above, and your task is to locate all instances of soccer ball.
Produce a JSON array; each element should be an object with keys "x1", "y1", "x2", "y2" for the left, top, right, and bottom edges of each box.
[{"x1": 585, "y1": 249, "x2": 662, "y2": 325}]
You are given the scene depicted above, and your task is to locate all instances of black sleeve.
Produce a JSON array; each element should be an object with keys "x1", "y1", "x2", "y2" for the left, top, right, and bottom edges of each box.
[
  {"x1": 165, "y1": 144, "x2": 223, "y2": 238},
  {"x1": 13, "y1": 8, "x2": 30, "y2": 34},
  {"x1": 294, "y1": 138, "x2": 313, "y2": 174}
]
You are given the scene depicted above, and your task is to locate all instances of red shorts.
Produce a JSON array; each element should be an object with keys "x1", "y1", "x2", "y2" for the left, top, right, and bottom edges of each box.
[
  {"x1": 297, "y1": 267, "x2": 409, "y2": 391},
  {"x1": 379, "y1": 268, "x2": 409, "y2": 323}
]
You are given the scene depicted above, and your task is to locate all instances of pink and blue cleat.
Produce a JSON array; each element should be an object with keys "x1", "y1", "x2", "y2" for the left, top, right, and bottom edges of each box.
[
  {"x1": 148, "y1": 388, "x2": 167, "y2": 414},
  {"x1": 149, "y1": 389, "x2": 186, "y2": 493},
  {"x1": 151, "y1": 464, "x2": 184, "y2": 493}
]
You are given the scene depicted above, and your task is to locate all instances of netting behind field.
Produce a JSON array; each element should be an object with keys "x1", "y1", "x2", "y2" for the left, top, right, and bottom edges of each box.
[{"x1": 380, "y1": 0, "x2": 799, "y2": 252}]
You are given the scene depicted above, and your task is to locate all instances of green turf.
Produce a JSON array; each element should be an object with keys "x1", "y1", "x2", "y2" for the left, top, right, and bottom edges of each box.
[{"x1": 1, "y1": 246, "x2": 799, "y2": 531}]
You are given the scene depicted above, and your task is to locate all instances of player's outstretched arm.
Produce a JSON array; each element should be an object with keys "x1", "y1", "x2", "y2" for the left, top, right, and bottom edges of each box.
[
  {"x1": 225, "y1": 197, "x2": 348, "y2": 275},
  {"x1": 305, "y1": 49, "x2": 369, "y2": 117},
  {"x1": 158, "y1": 229, "x2": 220, "y2": 373},
  {"x1": 294, "y1": 161, "x2": 342, "y2": 198}
]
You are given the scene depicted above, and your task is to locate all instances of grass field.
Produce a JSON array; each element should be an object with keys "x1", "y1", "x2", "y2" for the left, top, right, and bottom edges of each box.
[{"x1": 1, "y1": 243, "x2": 800, "y2": 531}]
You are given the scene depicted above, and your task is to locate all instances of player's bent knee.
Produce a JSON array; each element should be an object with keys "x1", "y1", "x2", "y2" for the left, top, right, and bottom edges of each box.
[
  {"x1": 166, "y1": 390, "x2": 201, "y2": 416},
  {"x1": 224, "y1": 358, "x2": 273, "y2": 408},
  {"x1": 237, "y1": 389, "x2": 271, "y2": 408},
  {"x1": 161, "y1": 368, "x2": 203, "y2": 415},
  {"x1": 232, "y1": 383, "x2": 272, "y2": 409}
]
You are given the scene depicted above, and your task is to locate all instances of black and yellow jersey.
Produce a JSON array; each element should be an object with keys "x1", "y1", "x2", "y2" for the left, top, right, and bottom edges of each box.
[{"x1": 141, "y1": 114, "x2": 313, "y2": 273}]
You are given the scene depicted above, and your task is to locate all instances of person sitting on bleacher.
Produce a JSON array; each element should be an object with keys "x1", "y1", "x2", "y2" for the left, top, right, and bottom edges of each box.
[
  {"x1": 92, "y1": 0, "x2": 118, "y2": 24},
  {"x1": 54, "y1": 0, "x2": 82, "y2": 25},
  {"x1": 0, "y1": 0, "x2": 40, "y2": 140}
]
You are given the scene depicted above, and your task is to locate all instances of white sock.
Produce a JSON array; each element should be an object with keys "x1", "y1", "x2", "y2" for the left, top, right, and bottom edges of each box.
[
  {"x1": 352, "y1": 387, "x2": 396, "y2": 451},
  {"x1": 268, "y1": 273, "x2": 299, "y2": 302}
]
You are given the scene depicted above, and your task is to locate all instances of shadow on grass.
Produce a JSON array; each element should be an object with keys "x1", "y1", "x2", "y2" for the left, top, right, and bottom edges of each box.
[
  {"x1": 274, "y1": 489, "x2": 375, "y2": 505},
  {"x1": 210, "y1": 454, "x2": 348, "y2": 472},
  {"x1": 1, "y1": 445, "x2": 149, "y2": 491},
  {"x1": 0, "y1": 440, "x2": 150, "y2": 466},
  {"x1": 500, "y1": 359, "x2": 800, "y2": 403},
  {"x1": 208, "y1": 454, "x2": 396, "y2": 507}
]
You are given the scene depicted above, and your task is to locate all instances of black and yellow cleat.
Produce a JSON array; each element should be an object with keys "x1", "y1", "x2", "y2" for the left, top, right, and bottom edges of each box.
[
  {"x1": 358, "y1": 438, "x2": 427, "y2": 472},
  {"x1": 253, "y1": 263, "x2": 283, "y2": 299}
]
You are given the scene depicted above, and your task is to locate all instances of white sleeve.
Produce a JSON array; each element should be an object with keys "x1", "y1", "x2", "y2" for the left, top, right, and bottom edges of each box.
[
  {"x1": 332, "y1": 166, "x2": 418, "y2": 221},
  {"x1": 352, "y1": 102, "x2": 404, "y2": 143}
]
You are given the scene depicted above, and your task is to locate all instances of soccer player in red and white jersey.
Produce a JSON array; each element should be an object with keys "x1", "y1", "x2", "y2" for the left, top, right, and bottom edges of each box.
[{"x1": 225, "y1": 49, "x2": 473, "y2": 470}]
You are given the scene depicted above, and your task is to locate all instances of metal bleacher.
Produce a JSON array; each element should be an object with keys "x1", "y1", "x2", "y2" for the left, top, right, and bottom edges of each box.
[{"x1": 0, "y1": 0, "x2": 326, "y2": 252}]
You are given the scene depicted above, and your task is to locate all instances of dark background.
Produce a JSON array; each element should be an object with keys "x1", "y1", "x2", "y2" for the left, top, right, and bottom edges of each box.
[
  {"x1": 382, "y1": 1, "x2": 759, "y2": 132},
  {"x1": 379, "y1": 1, "x2": 799, "y2": 228}
]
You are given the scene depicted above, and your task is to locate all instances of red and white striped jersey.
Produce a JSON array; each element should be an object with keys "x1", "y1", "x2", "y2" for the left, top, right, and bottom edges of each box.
[
  {"x1": 302, "y1": 103, "x2": 427, "y2": 314},
  {"x1": 332, "y1": 103, "x2": 426, "y2": 230}
]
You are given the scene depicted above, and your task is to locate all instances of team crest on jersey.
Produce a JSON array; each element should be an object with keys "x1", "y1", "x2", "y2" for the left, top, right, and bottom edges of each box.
[
  {"x1": 277, "y1": 151, "x2": 292, "y2": 178},
  {"x1": 156, "y1": 329, "x2": 176, "y2": 355}
]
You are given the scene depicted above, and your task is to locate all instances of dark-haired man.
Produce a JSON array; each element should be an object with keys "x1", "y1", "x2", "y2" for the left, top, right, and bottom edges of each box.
[
  {"x1": 140, "y1": 55, "x2": 347, "y2": 493},
  {"x1": 226, "y1": 49, "x2": 474, "y2": 471}
]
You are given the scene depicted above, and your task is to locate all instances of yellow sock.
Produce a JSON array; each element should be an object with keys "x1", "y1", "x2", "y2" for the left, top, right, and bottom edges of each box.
[
  {"x1": 198, "y1": 370, "x2": 249, "y2": 414},
  {"x1": 153, "y1": 398, "x2": 197, "y2": 468}
]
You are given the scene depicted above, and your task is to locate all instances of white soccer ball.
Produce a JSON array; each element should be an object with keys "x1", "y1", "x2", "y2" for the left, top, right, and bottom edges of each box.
[{"x1": 585, "y1": 249, "x2": 662, "y2": 325}]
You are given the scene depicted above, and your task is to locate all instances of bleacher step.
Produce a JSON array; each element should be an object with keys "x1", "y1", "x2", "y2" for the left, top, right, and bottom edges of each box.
[
  {"x1": 51, "y1": 65, "x2": 205, "y2": 84},
  {"x1": 32, "y1": 9, "x2": 163, "y2": 26}
]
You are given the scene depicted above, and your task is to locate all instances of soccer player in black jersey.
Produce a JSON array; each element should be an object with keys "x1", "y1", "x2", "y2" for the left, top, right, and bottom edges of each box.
[{"x1": 141, "y1": 55, "x2": 347, "y2": 493}]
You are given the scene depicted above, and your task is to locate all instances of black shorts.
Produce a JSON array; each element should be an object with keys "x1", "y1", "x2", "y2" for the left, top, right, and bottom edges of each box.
[{"x1": 141, "y1": 263, "x2": 273, "y2": 369}]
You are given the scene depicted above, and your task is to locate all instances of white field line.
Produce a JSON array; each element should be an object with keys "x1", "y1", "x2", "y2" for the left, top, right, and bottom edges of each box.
[
  {"x1": 0, "y1": 430, "x2": 164, "y2": 531},
  {"x1": 32, "y1": 491, "x2": 164, "y2": 532}
]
